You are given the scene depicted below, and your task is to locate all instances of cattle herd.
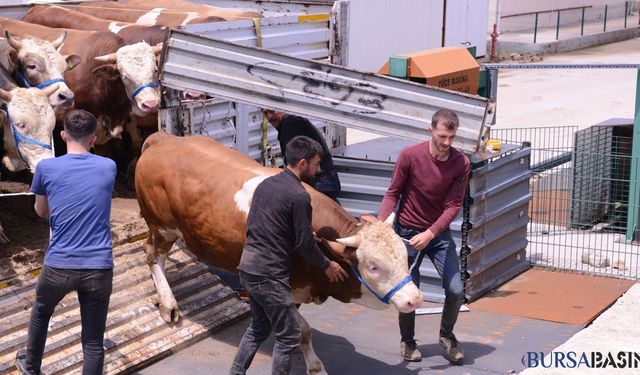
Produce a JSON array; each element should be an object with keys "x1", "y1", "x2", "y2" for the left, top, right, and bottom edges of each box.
[{"x1": 0, "y1": 0, "x2": 259, "y2": 243}]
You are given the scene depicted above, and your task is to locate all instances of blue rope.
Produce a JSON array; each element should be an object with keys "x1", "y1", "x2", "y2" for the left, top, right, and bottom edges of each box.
[
  {"x1": 16, "y1": 70, "x2": 65, "y2": 89},
  {"x1": 7, "y1": 109, "x2": 52, "y2": 166},
  {"x1": 131, "y1": 82, "x2": 159, "y2": 101},
  {"x1": 350, "y1": 266, "x2": 413, "y2": 304}
]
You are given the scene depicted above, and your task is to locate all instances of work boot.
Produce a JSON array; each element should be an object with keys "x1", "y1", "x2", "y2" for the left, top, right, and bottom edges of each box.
[
  {"x1": 400, "y1": 341, "x2": 422, "y2": 362},
  {"x1": 15, "y1": 348, "x2": 32, "y2": 375},
  {"x1": 439, "y1": 334, "x2": 464, "y2": 362}
]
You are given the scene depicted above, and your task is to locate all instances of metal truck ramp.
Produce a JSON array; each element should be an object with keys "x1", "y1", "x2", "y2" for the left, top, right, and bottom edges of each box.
[{"x1": 0, "y1": 239, "x2": 249, "y2": 375}]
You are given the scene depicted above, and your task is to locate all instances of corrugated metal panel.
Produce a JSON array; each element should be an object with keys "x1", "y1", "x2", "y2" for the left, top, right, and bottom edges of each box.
[
  {"x1": 444, "y1": 0, "x2": 489, "y2": 57},
  {"x1": 159, "y1": 29, "x2": 494, "y2": 153},
  {"x1": 347, "y1": 0, "x2": 444, "y2": 72},
  {"x1": 0, "y1": 236, "x2": 249, "y2": 375},
  {"x1": 181, "y1": 15, "x2": 332, "y2": 60},
  {"x1": 331, "y1": 139, "x2": 531, "y2": 303},
  {"x1": 206, "y1": 0, "x2": 335, "y2": 15}
]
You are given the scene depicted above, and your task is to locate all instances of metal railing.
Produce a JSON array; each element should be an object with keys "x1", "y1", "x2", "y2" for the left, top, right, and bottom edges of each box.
[
  {"x1": 500, "y1": 1, "x2": 640, "y2": 44},
  {"x1": 492, "y1": 126, "x2": 640, "y2": 280}
]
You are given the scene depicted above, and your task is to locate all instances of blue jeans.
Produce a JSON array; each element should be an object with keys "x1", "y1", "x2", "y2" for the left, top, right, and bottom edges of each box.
[
  {"x1": 395, "y1": 224, "x2": 464, "y2": 343},
  {"x1": 230, "y1": 272, "x2": 301, "y2": 375},
  {"x1": 24, "y1": 265, "x2": 113, "y2": 375},
  {"x1": 314, "y1": 173, "x2": 341, "y2": 202}
]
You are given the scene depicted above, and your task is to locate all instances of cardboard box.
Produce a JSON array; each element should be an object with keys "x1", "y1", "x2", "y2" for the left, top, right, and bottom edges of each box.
[{"x1": 379, "y1": 47, "x2": 480, "y2": 95}]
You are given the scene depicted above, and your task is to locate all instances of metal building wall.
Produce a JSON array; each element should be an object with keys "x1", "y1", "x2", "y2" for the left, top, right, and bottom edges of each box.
[
  {"x1": 445, "y1": 0, "x2": 490, "y2": 57},
  {"x1": 346, "y1": 0, "x2": 444, "y2": 72}
]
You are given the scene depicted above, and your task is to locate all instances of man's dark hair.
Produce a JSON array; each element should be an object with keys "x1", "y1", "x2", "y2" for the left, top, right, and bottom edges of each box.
[
  {"x1": 63, "y1": 109, "x2": 97, "y2": 140},
  {"x1": 285, "y1": 136, "x2": 323, "y2": 166},
  {"x1": 431, "y1": 108, "x2": 459, "y2": 130}
]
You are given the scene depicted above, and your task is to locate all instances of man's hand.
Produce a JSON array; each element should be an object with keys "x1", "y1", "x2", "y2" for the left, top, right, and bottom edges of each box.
[
  {"x1": 325, "y1": 261, "x2": 348, "y2": 283},
  {"x1": 409, "y1": 229, "x2": 435, "y2": 252}
]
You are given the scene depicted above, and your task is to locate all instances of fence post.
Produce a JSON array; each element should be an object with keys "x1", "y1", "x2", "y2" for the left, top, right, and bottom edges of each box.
[
  {"x1": 624, "y1": 1, "x2": 628, "y2": 29},
  {"x1": 604, "y1": 4, "x2": 608, "y2": 32},
  {"x1": 556, "y1": 10, "x2": 560, "y2": 40},
  {"x1": 581, "y1": 6, "x2": 585, "y2": 35},
  {"x1": 626, "y1": 68, "x2": 640, "y2": 242},
  {"x1": 534, "y1": 12, "x2": 539, "y2": 43}
]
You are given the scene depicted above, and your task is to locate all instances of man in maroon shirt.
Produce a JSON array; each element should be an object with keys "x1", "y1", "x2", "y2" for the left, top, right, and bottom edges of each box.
[{"x1": 378, "y1": 109, "x2": 470, "y2": 363}]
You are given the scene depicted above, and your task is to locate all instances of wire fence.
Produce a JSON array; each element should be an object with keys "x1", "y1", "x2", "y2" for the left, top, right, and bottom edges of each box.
[{"x1": 492, "y1": 125, "x2": 640, "y2": 280}]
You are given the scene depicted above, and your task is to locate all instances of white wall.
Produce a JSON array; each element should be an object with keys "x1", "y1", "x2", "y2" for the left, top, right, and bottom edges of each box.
[
  {"x1": 347, "y1": 0, "x2": 444, "y2": 72},
  {"x1": 445, "y1": 0, "x2": 490, "y2": 55}
]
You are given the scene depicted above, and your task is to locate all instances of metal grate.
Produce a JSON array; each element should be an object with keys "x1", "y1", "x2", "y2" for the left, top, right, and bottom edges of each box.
[{"x1": 492, "y1": 125, "x2": 640, "y2": 280}]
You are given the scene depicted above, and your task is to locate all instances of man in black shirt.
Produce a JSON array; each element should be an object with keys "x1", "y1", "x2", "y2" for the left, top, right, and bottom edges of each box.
[
  {"x1": 230, "y1": 136, "x2": 347, "y2": 375},
  {"x1": 262, "y1": 109, "x2": 341, "y2": 201}
]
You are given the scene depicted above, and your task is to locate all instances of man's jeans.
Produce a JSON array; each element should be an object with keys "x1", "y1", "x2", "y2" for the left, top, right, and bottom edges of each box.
[
  {"x1": 314, "y1": 172, "x2": 341, "y2": 202},
  {"x1": 230, "y1": 272, "x2": 301, "y2": 375},
  {"x1": 24, "y1": 265, "x2": 112, "y2": 375},
  {"x1": 395, "y1": 224, "x2": 464, "y2": 343}
]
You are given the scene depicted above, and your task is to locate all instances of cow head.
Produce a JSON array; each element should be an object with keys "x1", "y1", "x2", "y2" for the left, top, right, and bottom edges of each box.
[
  {"x1": 93, "y1": 42, "x2": 161, "y2": 117},
  {"x1": 327, "y1": 213, "x2": 424, "y2": 313},
  {"x1": 1, "y1": 85, "x2": 58, "y2": 173},
  {"x1": 4, "y1": 31, "x2": 81, "y2": 115}
]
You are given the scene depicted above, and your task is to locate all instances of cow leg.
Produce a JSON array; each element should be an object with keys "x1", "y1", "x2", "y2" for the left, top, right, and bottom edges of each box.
[
  {"x1": 293, "y1": 308, "x2": 327, "y2": 375},
  {"x1": 144, "y1": 229, "x2": 180, "y2": 323}
]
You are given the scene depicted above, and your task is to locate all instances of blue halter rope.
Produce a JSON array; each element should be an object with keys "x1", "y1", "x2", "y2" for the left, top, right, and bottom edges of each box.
[
  {"x1": 350, "y1": 266, "x2": 413, "y2": 304},
  {"x1": 131, "y1": 82, "x2": 159, "y2": 101},
  {"x1": 16, "y1": 70, "x2": 65, "y2": 89},
  {"x1": 5, "y1": 107, "x2": 52, "y2": 166}
]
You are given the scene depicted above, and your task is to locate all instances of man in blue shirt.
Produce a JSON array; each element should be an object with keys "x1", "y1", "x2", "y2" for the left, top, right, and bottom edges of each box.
[{"x1": 15, "y1": 109, "x2": 117, "y2": 375}]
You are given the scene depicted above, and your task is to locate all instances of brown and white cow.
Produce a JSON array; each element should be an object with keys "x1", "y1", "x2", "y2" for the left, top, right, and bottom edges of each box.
[
  {"x1": 0, "y1": 18, "x2": 160, "y2": 144},
  {"x1": 119, "y1": 0, "x2": 261, "y2": 20},
  {"x1": 135, "y1": 133, "x2": 423, "y2": 374},
  {"x1": 0, "y1": 64, "x2": 60, "y2": 243},
  {"x1": 0, "y1": 32, "x2": 79, "y2": 115},
  {"x1": 70, "y1": 2, "x2": 227, "y2": 26},
  {"x1": 23, "y1": 5, "x2": 168, "y2": 46}
]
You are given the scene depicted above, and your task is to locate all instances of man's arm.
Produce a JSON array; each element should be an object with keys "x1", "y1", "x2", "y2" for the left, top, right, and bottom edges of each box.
[
  {"x1": 293, "y1": 195, "x2": 347, "y2": 282},
  {"x1": 34, "y1": 195, "x2": 49, "y2": 218},
  {"x1": 378, "y1": 149, "x2": 410, "y2": 221}
]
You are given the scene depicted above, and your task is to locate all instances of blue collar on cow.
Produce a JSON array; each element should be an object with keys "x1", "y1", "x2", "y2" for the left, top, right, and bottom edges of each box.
[
  {"x1": 131, "y1": 82, "x2": 159, "y2": 101},
  {"x1": 350, "y1": 265, "x2": 413, "y2": 304},
  {"x1": 16, "y1": 70, "x2": 65, "y2": 89},
  {"x1": 3, "y1": 106, "x2": 53, "y2": 167}
]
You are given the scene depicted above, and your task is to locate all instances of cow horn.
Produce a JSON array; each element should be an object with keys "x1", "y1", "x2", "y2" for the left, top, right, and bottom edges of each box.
[
  {"x1": 0, "y1": 88, "x2": 12, "y2": 103},
  {"x1": 151, "y1": 43, "x2": 163, "y2": 55},
  {"x1": 94, "y1": 52, "x2": 118, "y2": 63},
  {"x1": 40, "y1": 84, "x2": 59, "y2": 98},
  {"x1": 336, "y1": 234, "x2": 361, "y2": 248},
  {"x1": 51, "y1": 31, "x2": 67, "y2": 50},
  {"x1": 384, "y1": 212, "x2": 396, "y2": 226},
  {"x1": 5, "y1": 31, "x2": 22, "y2": 50}
]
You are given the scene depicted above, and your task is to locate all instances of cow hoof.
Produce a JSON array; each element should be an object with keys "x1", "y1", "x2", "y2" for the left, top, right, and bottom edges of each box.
[{"x1": 159, "y1": 304, "x2": 181, "y2": 323}]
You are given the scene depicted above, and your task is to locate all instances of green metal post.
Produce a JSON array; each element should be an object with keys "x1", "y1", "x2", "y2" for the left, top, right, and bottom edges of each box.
[
  {"x1": 556, "y1": 10, "x2": 560, "y2": 40},
  {"x1": 626, "y1": 68, "x2": 640, "y2": 242},
  {"x1": 534, "y1": 12, "x2": 539, "y2": 43},
  {"x1": 604, "y1": 5, "x2": 608, "y2": 32},
  {"x1": 581, "y1": 7, "x2": 585, "y2": 35}
]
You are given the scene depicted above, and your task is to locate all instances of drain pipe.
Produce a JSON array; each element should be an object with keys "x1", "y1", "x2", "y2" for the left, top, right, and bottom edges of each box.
[{"x1": 490, "y1": 0, "x2": 501, "y2": 61}]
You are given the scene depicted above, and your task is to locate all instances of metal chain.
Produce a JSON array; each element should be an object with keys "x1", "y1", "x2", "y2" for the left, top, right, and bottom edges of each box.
[{"x1": 483, "y1": 63, "x2": 640, "y2": 70}]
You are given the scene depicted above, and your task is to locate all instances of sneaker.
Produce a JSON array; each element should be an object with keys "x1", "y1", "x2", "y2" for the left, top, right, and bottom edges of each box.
[
  {"x1": 400, "y1": 341, "x2": 422, "y2": 362},
  {"x1": 439, "y1": 334, "x2": 464, "y2": 362},
  {"x1": 15, "y1": 349, "x2": 30, "y2": 375}
]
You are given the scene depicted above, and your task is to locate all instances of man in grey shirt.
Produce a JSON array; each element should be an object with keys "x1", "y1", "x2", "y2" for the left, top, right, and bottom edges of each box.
[{"x1": 230, "y1": 136, "x2": 347, "y2": 375}]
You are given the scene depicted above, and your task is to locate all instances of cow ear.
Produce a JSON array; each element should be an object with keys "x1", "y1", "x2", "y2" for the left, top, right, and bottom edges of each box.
[
  {"x1": 6, "y1": 49, "x2": 18, "y2": 70},
  {"x1": 321, "y1": 239, "x2": 356, "y2": 266},
  {"x1": 92, "y1": 64, "x2": 120, "y2": 81},
  {"x1": 65, "y1": 55, "x2": 82, "y2": 71}
]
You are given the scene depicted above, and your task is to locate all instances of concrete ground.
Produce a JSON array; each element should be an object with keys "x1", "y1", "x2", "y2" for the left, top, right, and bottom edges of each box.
[{"x1": 136, "y1": 299, "x2": 582, "y2": 375}]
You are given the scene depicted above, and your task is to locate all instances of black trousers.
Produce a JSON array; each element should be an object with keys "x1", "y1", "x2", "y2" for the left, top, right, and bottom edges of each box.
[{"x1": 24, "y1": 265, "x2": 113, "y2": 375}]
